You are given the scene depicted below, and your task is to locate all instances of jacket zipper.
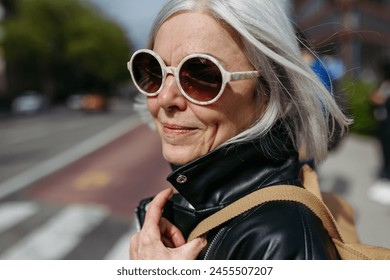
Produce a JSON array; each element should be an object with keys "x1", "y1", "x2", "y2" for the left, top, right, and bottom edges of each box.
[{"x1": 203, "y1": 227, "x2": 226, "y2": 260}]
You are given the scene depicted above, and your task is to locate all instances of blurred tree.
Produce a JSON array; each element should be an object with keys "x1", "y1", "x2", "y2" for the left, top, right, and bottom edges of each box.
[
  {"x1": 1, "y1": 0, "x2": 131, "y2": 103},
  {"x1": 341, "y1": 78, "x2": 377, "y2": 136}
]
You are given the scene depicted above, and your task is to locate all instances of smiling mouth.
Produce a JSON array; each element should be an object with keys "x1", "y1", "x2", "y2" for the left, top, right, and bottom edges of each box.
[{"x1": 162, "y1": 124, "x2": 197, "y2": 135}]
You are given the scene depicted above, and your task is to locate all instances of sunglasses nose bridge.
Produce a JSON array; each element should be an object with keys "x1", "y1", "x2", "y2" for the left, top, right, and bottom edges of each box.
[
  {"x1": 165, "y1": 66, "x2": 175, "y2": 76},
  {"x1": 161, "y1": 66, "x2": 182, "y2": 95},
  {"x1": 164, "y1": 66, "x2": 180, "y2": 89}
]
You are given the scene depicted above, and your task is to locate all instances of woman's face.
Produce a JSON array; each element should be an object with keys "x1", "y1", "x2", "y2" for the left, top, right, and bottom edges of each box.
[{"x1": 148, "y1": 12, "x2": 262, "y2": 165}]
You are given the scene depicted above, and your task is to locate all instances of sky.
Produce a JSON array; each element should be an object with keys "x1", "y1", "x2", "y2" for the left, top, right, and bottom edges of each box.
[
  {"x1": 86, "y1": 0, "x2": 292, "y2": 50},
  {"x1": 87, "y1": 0, "x2": 169, "y2": 49}
]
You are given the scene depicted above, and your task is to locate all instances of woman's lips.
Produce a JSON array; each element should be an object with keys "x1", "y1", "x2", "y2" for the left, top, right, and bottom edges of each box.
[{"x1": 162, "y1": 123, "x2": 197, "y2": 136}]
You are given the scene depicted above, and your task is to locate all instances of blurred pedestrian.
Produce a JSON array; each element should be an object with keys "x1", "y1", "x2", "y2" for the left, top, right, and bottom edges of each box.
[
  {"x1": 368, "y1": 55, "x2": 390, "y2": 205},
  {"x1": 296, "y1": 28, "x2": 332, "y2": 92},
  {"x1": 296, "y1": 29, "x2": 346, "y2": 169},
  {"x1": 128, "y1": 0, "x2": 350, "y2": 259},
  {"x1": 296, "y1": 28, "x2": 332, "y2": 169}
]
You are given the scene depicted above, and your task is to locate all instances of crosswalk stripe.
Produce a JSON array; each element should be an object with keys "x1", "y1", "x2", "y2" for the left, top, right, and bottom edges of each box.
[
  {"x1": 0, "y1": 202, "x2": 38, "y2": 234},
  {"x1": 0, "y1": 204, "x2": 109, "y2": 260}
]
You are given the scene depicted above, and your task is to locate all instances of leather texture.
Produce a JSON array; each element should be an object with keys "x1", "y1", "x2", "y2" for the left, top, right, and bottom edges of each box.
[{"x1": 135, "y1": 124, "x2": 339, "y2": 259}]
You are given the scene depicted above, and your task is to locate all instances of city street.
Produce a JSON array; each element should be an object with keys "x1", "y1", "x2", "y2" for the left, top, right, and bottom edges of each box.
[
  {"x1": 0, "y1": 100, "x2": 389, "y2": 259},
  {"x1": 318, "y1": 134, "x2": 390, "y2": 249},
  {"x1": 0, "y1": 98, "x2": 170, "y2": 259}
]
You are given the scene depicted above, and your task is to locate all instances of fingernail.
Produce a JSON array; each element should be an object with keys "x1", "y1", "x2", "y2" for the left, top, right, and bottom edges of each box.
[
  {"x1": 167, "y1": 188, "x2": 175, "y2": 198},
  {"x1": 199, "y1": 237, "x2": 207, "y2": 247}
]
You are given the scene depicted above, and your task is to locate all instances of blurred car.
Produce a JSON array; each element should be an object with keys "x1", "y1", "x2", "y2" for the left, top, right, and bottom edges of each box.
[
  {"x1": 66, "y1": 93, "x2": 84, "y2": 111},
  {"x1": 0, "y1": 96, "x2": 12, "y2": 117},
  {"x1": 82, "y1": 94, "x2": 108, "y2": 112},
  {"x1": 12, "y1": 91, "x2": 48, "y2": 115},
  {"x1": 66, "y1": 92, "x2": 110, "y2": 112}
]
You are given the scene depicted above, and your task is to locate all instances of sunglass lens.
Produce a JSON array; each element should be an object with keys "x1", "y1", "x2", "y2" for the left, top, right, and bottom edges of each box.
[
  {"x1": 179, "y1": 57, "x2": 222, "y2": 102},
  {"x1": 132, "y1": 52, "x2": 163, "y2": 94}
]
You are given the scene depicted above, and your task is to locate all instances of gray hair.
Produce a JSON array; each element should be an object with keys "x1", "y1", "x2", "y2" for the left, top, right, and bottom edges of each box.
[{"x1": 134, "y1": 0, "x2": 352, "y2": 163}]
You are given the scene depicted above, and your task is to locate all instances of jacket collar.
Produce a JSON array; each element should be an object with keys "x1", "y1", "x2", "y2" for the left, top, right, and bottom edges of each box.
[{"x1": 167, "y1": 124, "x2": 302, "y2": 212}]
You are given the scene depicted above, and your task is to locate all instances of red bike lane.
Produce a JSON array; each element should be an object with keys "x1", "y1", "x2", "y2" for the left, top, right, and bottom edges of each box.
[{"x1": 27, "y1": 124, "x2": 171, "y2": 218}]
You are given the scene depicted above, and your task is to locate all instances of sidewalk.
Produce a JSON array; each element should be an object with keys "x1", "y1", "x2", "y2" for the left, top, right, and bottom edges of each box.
[{"x1": 317, "y1": 133, "x2": 390, "y2": 248}]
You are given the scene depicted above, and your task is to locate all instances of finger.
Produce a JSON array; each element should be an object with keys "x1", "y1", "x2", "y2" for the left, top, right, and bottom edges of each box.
[
  {"x1": 177, "y1": 237, "x2": 208, "y2": 260},
  {"x1": 129, "y1": 234, "x2": 139, "y2": 260},
  {"x1": 143, "y1": 188, "x2": 174, "y2": 228},
  {"x1": 161, "y1": 236, "x2": 174, "y2": 248},
  {"x1": 159, "y1": 217, "x2": 186, "y2": 248}
]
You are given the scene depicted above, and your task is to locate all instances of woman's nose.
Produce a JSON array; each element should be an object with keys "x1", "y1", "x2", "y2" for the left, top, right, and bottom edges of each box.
[{"x1": 157, "y1": 74, "x2": 187, "y2": 111}]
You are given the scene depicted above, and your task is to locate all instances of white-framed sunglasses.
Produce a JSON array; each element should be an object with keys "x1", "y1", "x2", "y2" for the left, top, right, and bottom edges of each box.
[{"x1": 127, "y1": 49, "x2": 260, "y2": 105}]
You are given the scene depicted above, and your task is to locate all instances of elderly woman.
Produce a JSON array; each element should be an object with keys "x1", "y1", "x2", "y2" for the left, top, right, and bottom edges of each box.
[{"x1": 128, "y1": 0, "x2": 350, "y2": 260}]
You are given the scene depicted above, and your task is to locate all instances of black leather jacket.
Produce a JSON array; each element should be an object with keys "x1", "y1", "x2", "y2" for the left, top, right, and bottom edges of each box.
[{"x1": 136, "y1": 126, "x2": 339, "y2": 260}]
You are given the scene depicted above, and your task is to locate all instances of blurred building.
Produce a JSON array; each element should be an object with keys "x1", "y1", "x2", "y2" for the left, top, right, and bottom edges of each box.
[{"x1": 292, "y1": 0, "x2": 390, "y2": 78}]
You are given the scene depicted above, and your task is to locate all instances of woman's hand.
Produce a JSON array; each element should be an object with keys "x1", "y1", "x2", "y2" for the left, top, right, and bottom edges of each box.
[{"x1": 130, "y1": 188, "x2": 207, "y2": 259}]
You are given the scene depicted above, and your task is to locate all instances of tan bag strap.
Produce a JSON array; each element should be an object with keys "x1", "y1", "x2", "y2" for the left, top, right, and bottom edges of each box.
[
  {"x1": 187, "y1": 184, "x2": 344, "y2": 243},
  {"x1": 300, "y1": 164, "x2": 322, "y2": 200}
]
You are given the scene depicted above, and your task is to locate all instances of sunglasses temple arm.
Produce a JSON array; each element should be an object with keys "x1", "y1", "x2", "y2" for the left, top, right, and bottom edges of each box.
[{"x1": 230, "y1": 71, "x2": 260, "y2": 81}]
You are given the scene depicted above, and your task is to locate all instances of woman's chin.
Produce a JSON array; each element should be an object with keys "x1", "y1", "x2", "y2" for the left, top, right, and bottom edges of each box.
[{"x1": 162, "y1": 145, "x2": 202, "y2": 166}]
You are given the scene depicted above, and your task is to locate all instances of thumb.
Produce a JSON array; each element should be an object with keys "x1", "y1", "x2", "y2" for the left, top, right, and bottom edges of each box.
[{"x1": 178, "y1": 237, "x2": 207, "y2": 260}]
